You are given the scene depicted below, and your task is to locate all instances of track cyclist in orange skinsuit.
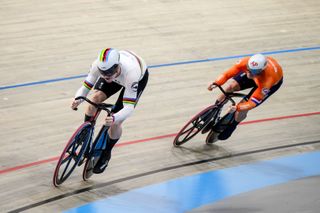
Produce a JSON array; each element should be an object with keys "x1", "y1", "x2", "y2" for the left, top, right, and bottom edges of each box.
[{"x1": 207, "y1": 53, "x2": 283, "y2": 143}]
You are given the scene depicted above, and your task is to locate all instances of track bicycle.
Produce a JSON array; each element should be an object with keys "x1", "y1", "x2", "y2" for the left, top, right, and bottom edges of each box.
[
  {"x1": 173, "y1": 84, "x2": 248, "y2": 147},
  {"x1": 53, "y1": 96, "x2": 113, "y2": 187}
]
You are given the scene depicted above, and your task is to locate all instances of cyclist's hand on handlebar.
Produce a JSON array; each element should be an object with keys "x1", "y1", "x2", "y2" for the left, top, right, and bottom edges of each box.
[
  {"x1": 71, "y1": 99, "x2": 81, "y2": 110},
  {"x1": 208, "y1": 82, "x2": 217, "y2": 91},
  {"x1": 105, "y1": 115, "x2": 114, "y2": 126}
]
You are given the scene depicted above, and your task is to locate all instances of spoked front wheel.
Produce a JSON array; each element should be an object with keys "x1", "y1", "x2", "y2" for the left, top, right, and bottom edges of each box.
[
  {"x1": 173, "y1": 105, "x2": 218, "y2": 147},
  {"x1": 53, "y1": 122, "x2": 92, "y2": 187}
]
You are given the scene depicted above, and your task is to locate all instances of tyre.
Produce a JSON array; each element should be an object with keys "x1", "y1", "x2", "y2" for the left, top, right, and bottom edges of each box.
[
  {"x1": 205, "y1": 130, "x2": 219, "y2": 145},
  {"x1": 82, "y1": 147, "x2": 103, "y2": 181},
  {"x1": 53, "y1": 122, "x2": 93, "y2": 187},
  {"x1": 173, "y1": 105, "x2": 217, "y2": 147}
]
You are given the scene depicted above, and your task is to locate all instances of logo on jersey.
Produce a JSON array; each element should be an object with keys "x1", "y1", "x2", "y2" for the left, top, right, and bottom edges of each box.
[
  {"x1": 98, "y1": 81, "x2": 104, "y2": 89},
  {"x1": 262, "y1": 88, "x2": 270, "y2": 96},
  {"x1": 131, "y1": 82, "x2": 138, "y2": 92}
]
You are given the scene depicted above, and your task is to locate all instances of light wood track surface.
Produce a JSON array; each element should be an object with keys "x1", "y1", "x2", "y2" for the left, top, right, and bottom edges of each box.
[{"x1": 0, "y1": 0, "x2": 320, "y2": 212}]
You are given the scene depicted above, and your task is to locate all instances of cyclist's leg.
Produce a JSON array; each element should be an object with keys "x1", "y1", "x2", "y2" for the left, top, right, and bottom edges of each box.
[
  {"x1": 217, "y1": 110, "x2": 247, "y2": 140},
  {"x1": 106, "y1": 70, "x2": 148, "y2": 142},
  {"x1": 84, "y1": 90, "x2": 107, "y2": 121},
  {"x1": 111, "y1": 88, "x2": 125, "y2": 114},
  {"x1": 216, "y1": 71, "x2": 256, "y2": 104},
  {"x1": 93, "y1": 89, "x2": 124, "y2": 174},
  {"x1": 106, "y1": 69, "x2": 149, "y2": 139},
  {"x1": 258, "y1": 78, "x2": 283, "y2": 105},
  {"x1": 110, "y1": 70, "x2": 148, "y2": 113},
  {"x1": 207, "y1": 79, "x2": 239, "y2": 143},
  {"x1": 217, "y1": 73, "x2": 256, "y2": 140},
  {"x1": 216, "y1": 79, "x2": 241, "y2": 104},
  {"x1": 84, "y1": 78, "x2": 123, "y2": 121},
  {"x1": 134, "y1": 70, "x2": 149, "y2": 107},
  {"x1": 93, "y1": 71, "x2": 149, "y2": 173},
  {"x1": 233, "y1": 77, "x2": 282, "y2": 123},
  {"x1": 213, "y1": 72, "x2": 249, "y2": 128},
  {"x1": 219, "y1": 78, "x2": 283, "y2": 140},
  {"x1": 93, "y1": 126, "x2": 120, "y2": 174}
]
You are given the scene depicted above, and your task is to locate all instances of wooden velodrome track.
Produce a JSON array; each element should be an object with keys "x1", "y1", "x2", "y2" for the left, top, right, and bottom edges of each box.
[{"x1": 1, "y1": 0, "x2": 320, "y2": 212}]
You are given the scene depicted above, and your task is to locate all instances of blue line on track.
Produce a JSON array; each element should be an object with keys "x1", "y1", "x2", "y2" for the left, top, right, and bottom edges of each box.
[
  {"x1": 65, "y1": 151, "x2": 320, "y2": 213},
  {"x1": 1, "y1": 46, "x2": 320, "y2": 91}
]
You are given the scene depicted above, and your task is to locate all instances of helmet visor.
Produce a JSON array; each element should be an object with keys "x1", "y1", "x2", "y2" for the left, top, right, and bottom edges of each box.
[
  {"x1": 98, "y1": 64, "x2": 119, "y2": 77},
  {"x1": 247, "y1": 64, "x2": 263, "y2": 75}
]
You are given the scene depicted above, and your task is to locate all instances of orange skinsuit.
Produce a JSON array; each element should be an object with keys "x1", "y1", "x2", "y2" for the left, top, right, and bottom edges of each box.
[{"x1": 214, "y1": 56, "x2": 283, "y2": 111}]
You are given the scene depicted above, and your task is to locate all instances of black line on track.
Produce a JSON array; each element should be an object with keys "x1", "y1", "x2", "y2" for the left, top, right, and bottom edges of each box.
[{"x1": 8, "y1": 139, "x2": 320, "y2": 213}]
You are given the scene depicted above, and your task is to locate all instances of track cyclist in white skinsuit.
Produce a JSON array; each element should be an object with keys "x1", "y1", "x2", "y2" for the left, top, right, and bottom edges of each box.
[{"x1": 71, "y1": 48, "x2": 149, "y2": 173}]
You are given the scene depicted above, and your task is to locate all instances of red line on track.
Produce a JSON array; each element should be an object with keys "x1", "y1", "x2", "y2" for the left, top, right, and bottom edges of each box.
[
  {"x1": 1, "y1": 111, "x2": 319, "y2": 175},
  {"x1": 240, "y1": 111, "x2": 320, "y2": 125},
  {"x1": 0, "y1": 157, "x2": 59, "y2": 174}
]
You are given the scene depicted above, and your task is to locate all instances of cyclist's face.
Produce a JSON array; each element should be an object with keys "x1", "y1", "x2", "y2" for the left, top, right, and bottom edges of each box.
[
  {"x1": 246, "y1": 71, "x2": 254, "y2": 79},
  {"x1": 101, "y1": 67, "x2": 120, "y2": 82}
]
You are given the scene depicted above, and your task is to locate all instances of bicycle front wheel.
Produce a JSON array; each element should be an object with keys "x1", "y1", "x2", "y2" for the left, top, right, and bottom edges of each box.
[
  {"x1": 173, "y1": 105, "x2": 218, "y2": 147},
  {"x1": 53, "y1": 122, "x2": 93, "y2": 187}
]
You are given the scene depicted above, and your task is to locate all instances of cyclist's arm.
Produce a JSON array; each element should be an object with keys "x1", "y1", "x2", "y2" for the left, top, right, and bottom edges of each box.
[
  {"x1": 236, "y1": 98, "x2": 258, "y2": 111},
  {"x1": 214, "y1": 64, "x2": 243, "y2": 86},
  {"x1": 237, "y1": 75, "x2": 276, "y2": 111},
  {"x1": 236, "y1": 85, "x2": 269, "y2": 111},
  {"x1": 112, "y1": 77, "x2": 138, "y2": 124},
  {"x1": 74, "y1": 60, "x2": 100, "y2": 99},
  {"x1": 113, "y1": 102, "x2": 135, "y2": 124},
  {"x1": 214, "y1": 58, "x2": 249, "y2": 86}
]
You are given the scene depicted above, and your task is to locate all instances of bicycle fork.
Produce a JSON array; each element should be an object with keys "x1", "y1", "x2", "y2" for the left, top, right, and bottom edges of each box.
[{"x1": 77, "y1": 128, "x2": 94, "y2": 166}]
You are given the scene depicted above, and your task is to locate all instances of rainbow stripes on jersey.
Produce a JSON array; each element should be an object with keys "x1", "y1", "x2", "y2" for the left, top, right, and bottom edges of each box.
[
  {"x1": 123, "y1": 98, "x2": 136, "y2": 105},
  {"x1": 83, "y1": 80, "x2": 93, "y2": 90},
  {"x1": 99, "y1": 48, "x2": 112, "y2": 62}
]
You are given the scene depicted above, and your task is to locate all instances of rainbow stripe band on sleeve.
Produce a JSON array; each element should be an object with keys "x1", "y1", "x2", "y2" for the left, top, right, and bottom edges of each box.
[
  {"x1": 123, "y1": 98, "x2": 136, "y2": 105},
  {"x1": 83, "y1": 81, "x2": 93, "y2": 90}
]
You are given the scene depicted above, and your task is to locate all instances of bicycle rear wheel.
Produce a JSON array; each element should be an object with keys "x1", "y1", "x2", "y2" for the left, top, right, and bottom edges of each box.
[
  {"x1": 82, "y1": 150, "x2": 101, "y2": 181},
  {"x1": 82, "y1": 143, "x2": 104, "y2": 181},
  {"x1": 173, "y1": 105, "x2": 218, "y2": 147},
  {"x1": 53, "y1": 122, "x2": 93, "y2": 187}
]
